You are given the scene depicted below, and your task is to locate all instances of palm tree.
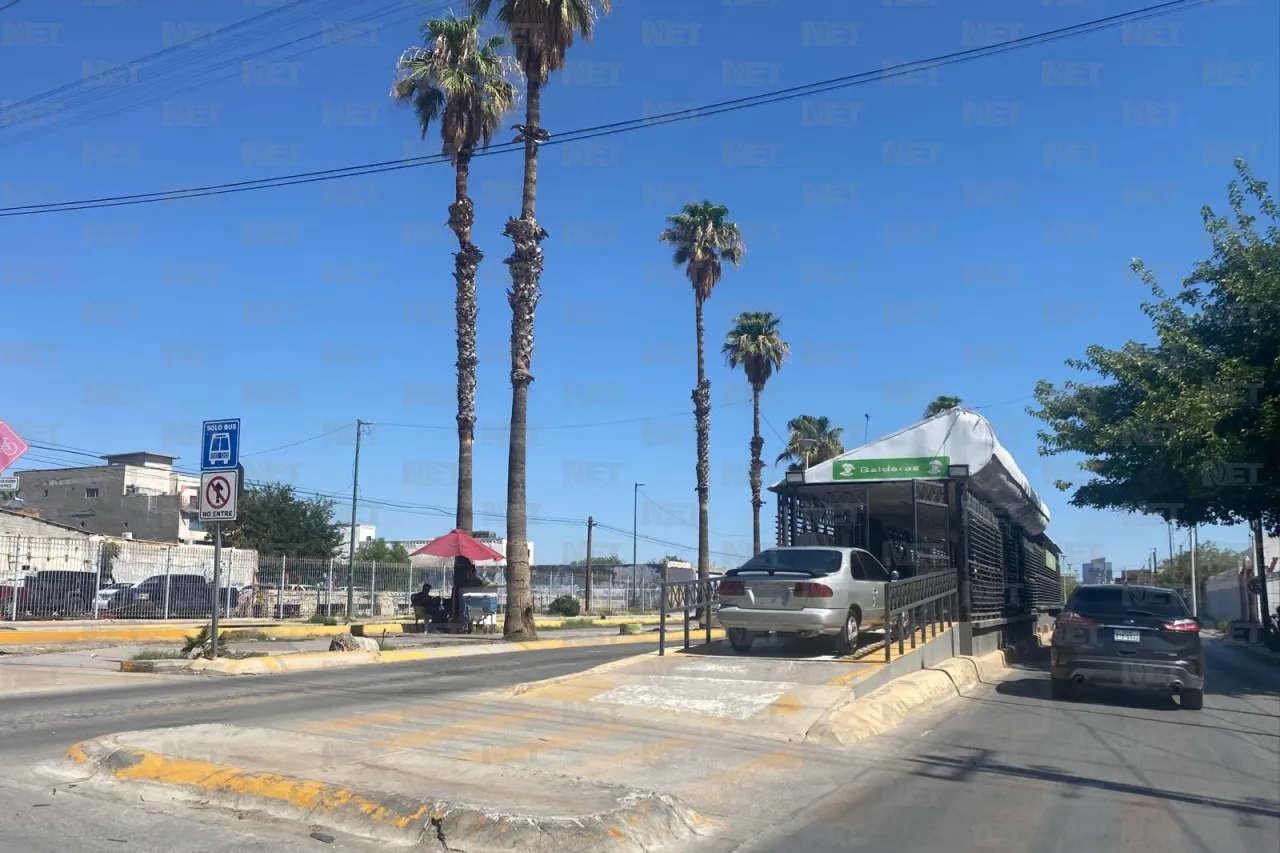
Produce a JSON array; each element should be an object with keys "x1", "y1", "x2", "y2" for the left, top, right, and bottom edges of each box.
[
  {"x1": 470, "y1": 0, "x2": 612, "y2": 640},
  {"x1": 392, "y1": 12, "x2": 518, "y2": 619},
  {"x1": 776, "y1": 415, "x2": 846, "y2": 470},
  {"x1": 659, "y1": 201, "x2": 746, "y2": 583},
  {"x1": 923, "y1": 395, "x2": 963, "y2": 418},
  {"x1": 722, "y1": 311, "x2": 789, "y2": 555}
]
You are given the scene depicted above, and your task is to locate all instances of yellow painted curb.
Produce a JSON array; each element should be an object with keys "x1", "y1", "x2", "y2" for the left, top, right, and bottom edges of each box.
[
  {"x1": 0, "y1": 621, "x2": 412, "y2": 647},
  {"x1": 193, "y1": 629, "x2": 727, "y2": 676}
]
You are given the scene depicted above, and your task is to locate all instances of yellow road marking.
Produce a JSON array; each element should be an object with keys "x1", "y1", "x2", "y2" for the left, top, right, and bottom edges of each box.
[
  {"x1": 699, "y1": 750, "x2": 804, "y2": 787},
  {"x1": 457, "y1": 721, "x2": 629, "y2": 765},
  {"x1": 373, "y1": 708, "x2": 549, "y2": 750},
  {"x1": 298, "y1": 708, "x2": 439, "y2": 735},
  {"x1": 568, "y1": 736, "x2": 692, "y2": 778},
  {"x1": 767, "y1": 694, "x2": 805, "y2": 716}
]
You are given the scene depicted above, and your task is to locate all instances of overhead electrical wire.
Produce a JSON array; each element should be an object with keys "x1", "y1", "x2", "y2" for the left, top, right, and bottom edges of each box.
[
  {"x1": 0, "y1": 0, "x2": 449, "y2": 148},
  {"x1": 0, "y1": 0, "x2": 1212, "y2": 218}
]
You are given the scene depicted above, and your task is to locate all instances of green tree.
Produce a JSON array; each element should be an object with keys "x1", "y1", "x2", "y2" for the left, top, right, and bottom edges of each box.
[
  {"x1": 659, "y1": 201, "x2": 746, "y2": 583},
  {"x1": 924, "y1": 395, "x2": 963, "y2": 418},
  {"x1": 470, "y1": 0, "x2": 614, "y2": 641},
  {"x1": 355, "y1": 539, "x2": 411, "y2": 563},
  {"x1": 722, "y1": 311, "x2": 789, "y2": 556},
  {"x1": 392, "y1": 15, "x2": 517, "y2": 613},
  {"x1": 1155, "y1": 541, "x2": 1243, "y2": 588},
  {"x1": 218, "y1": 483, "x2": 343, "y2": 558},
  {"x1": 1030, "y1": 161, "x2": 1280, "y2": 536},
  {"x1": 570, "y1": 553, "x2": 621, "y2": 566},
  {"x1": 776, "y1": 415, "x2": 846, "y2": 471}
]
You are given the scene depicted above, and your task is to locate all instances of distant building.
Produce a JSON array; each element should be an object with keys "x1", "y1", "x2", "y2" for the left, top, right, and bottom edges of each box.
[
  {"x1": 1082, "y1": 557, "x2": 1113, "y2": 585},
  {"x1": 12, "y1": 452, "x2": 204, "y2": 544},
  {"x1": 1120, "y1": 569, "x2": 1155, "y2": 585},
  {"x1": 337, "y1": 524, "x2": 377, "y2": 555}
]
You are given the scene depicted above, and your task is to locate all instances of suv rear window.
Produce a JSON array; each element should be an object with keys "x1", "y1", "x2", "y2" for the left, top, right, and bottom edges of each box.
[
  {"x1": 1069, "y1": 586, "x2": 1188, "y2": 618},
  {"x1": 730, "y1": 549, "x2": 843, "y2": 576}
]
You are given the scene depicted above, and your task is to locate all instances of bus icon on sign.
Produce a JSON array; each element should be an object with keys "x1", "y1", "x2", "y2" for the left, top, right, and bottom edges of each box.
[{"x1": 208, "y1": 433, "x2": 232, "y2": 466}]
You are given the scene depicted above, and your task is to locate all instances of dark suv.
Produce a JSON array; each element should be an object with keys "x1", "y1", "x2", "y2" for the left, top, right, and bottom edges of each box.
[
  {"x1": 111, "y1": 574, "x2": 216, "y2": 618},
  {"x1": 1050, "y1": 584, "x2": 1205, "y2": 710},
  {"x1": 22, "y1": 571, "x2": 98, "y2": 618}
]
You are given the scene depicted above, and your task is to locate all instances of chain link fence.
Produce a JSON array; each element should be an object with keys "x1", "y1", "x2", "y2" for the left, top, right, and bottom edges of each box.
[{"x1": 1, "y1": 535, "x2": 664, "y2": 622}]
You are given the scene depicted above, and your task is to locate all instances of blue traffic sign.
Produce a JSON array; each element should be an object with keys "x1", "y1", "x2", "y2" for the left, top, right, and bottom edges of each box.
[{"x1": 201, "y1": 419, "x2": 241, "y2": 471}]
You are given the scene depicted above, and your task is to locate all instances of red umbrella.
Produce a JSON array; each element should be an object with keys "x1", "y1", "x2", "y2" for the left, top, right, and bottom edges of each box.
[{"x1": 410, "y1": 529, "x2": 504, "y2": 562}]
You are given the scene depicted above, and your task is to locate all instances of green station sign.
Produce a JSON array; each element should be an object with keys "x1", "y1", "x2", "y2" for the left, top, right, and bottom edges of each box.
[{"x1": 831, "y1": 456, "x2": 950, "y2": 481}]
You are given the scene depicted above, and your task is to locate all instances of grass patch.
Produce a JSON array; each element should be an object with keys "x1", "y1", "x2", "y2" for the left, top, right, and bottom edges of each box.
[
  {"x1": 542, "y1": 618, "x2": 598, "y2": 630},
  {"x1": 307, "y1": 614, "x2": 338, "y2": 626},
  {"x1": 378, "y1": 639, "x2": 398, "y2": 651},
  {"x1": 221, "y1": 629, "x2": 269, "y2": 642},
  {"x1": 130, "y1": 650, "x2": 185, "y2": 661}
]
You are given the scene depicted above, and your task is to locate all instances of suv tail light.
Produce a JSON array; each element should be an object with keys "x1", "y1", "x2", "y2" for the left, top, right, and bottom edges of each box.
[
  {"x1": 1057, "y1": 611, "x2": 1093, "y2": 625},
  {"x1": 793, "y1": 582, "x2": 834, "y2": 598},
  {"x1": 1163, "y1": 618, "x2": 1200, "y2": 633},
  {"x1": 717, "y1": 580, "x2": 745, "y2": 597}
]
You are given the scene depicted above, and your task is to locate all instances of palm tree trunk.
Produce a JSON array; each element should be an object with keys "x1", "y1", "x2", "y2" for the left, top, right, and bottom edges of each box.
[
  {"x1": 502, "y1": 75, "x2": 547, "y2": 640},
  {"x1": 750, "y1": 384, "x2": 764, "y2": 555},
  {"x1": 693, "y1": 295, "x2": 711, "y2": 587},
  {"x1": 449, "y1": 152, "x2": 480, "y2": 622}
]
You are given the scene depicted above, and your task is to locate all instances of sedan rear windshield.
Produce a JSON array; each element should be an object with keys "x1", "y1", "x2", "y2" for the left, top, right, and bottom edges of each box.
[
  {"x1": 729, "y1": 549, "x2": 842, "y2": 576},
  {"x1": 1069, "y1": 586, "x2": 1188, "y2": 618}
]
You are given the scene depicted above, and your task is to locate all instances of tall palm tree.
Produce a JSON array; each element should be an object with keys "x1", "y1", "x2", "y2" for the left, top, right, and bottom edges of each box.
[
  {"x1": 923, "y1": 395, "x2": 963, "y2": 418},
  {"x1": 392, "y1": 13, "x2": 518, "y2": 617},
  {"x1": 659, "y1": 201, "x2": 746, "y2": 584},
  {"x1": 470, "y1": 0, "x2": 612, "y2": 639},
  {"x1": 722, "y1": 311, "x2": 789, "y2": 555},
  {"x1": 776, "y1": 415, "x2": 846, "y2": 470}
]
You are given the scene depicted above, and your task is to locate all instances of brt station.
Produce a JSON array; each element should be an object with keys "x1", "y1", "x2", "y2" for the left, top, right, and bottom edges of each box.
[
  {"x1": 769, "y1": 407, "x2": 1063, "y2": 658},
  {"x1": 539, "y1": 409, "x2": 1064, "y2": 740}
]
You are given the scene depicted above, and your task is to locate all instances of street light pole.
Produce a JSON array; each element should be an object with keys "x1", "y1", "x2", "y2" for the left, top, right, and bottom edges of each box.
[
  {"x1": 633, "y1": 482, "x2": 644, "y2": 609},
  {"x1": 1189, "y1": 524, "x2": 1198, "y2": 619},
  {"x1": 346, "y1": 420, "x2": 366, "y2": 624}
]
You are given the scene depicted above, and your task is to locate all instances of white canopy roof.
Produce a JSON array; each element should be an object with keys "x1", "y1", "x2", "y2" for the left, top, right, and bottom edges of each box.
[{"x1": 771, "y1": 408, "x2": 1051, "y2": 537}]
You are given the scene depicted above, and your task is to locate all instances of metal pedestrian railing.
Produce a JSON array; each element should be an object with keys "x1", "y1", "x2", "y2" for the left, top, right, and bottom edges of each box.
[
  {"x1": 883, "y1": 569, "x2": 959, "y2": 661},
  {"x1": 658, "y1": 578, "x2": 718, "y2": 656}
]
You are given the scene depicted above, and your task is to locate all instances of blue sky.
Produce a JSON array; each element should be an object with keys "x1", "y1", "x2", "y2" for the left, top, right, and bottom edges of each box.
[{"x1": 2, "y1": 0, "x2": 1276, "y2": 570}]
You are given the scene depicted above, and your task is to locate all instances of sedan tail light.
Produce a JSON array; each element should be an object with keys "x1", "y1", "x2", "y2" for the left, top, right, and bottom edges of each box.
[
  {"x1": 1163, "y1": 618, "x2": 1200, "y2": 633},
  {"x1": 717, "y1": 580, "x2": 746, "y2": 597},
  {"x1": 793, "y1": 582, "x2": 834, "y2": 598},
  {"x1": 1057, "y1": 611, "x2": 1093, "y2": 625}
]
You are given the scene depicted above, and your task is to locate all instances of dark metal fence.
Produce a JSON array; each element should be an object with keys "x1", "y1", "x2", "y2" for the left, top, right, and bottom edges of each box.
[
  {"x1": 658, "y1": 578, "x2": 717, "y2": 656},
  {"x1": 883, "y1": 569, "x2": 959, "y2": 661}
]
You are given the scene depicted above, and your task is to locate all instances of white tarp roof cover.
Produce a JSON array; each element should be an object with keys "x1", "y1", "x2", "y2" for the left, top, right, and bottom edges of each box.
[{"x1": 772, "y1": 408, "x2": 1051, "y2": 536}]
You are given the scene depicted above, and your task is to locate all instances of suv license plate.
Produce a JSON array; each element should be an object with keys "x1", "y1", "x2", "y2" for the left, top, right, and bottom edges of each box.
[{"x1": 1114, "y1": 630, "x2": 1140, "y2": 643}]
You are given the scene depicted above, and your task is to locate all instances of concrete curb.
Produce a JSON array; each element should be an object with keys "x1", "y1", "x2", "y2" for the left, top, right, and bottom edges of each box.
[
  {"x1": 119, "y1": 658, "x2": 193, "y2": 673},
  {"x1": 806, "y1": 642, "x2": 1031, "y2": 747},
  {"x1": 65, "y1": 737, "x2": 706, "y2": 852},
  {"x1": 190, "y1": 630, "x2": 727, "y2": 676},
  {"x1": 0, "y1": 622, "x2": 402, "y2": 647}
]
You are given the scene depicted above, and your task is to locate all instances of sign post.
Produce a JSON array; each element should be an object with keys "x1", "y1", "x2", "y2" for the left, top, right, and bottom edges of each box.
[{"x1": 201, "y1": 419, "x2": 241, "y2": 660}]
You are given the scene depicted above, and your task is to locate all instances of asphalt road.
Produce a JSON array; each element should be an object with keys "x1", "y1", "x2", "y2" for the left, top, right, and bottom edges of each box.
[
  {"x1": 0, "y1": 645, "x2": 641, "y2": 762},
  {"x1": 741, "y1": 638, "x2": 1280, "y2": 853}
]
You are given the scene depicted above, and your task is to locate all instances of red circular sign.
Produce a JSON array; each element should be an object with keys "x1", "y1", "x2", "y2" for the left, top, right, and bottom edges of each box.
[{"x1": 204, "y1": 475, "x2": 232, "y2": 509}]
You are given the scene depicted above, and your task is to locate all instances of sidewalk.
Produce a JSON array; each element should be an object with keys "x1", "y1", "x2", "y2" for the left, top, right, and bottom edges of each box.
[{"x1": 0, "y1": 613, "x2": 665, "y2": 648}]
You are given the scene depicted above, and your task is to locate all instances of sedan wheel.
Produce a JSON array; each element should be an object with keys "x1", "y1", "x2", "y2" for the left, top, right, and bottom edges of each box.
[
  {"x1": 834, "y1": 609, "x2": 860, "y2": 656},
  {"x1": 727, "y1": 627, "x2": 755, "y2": 653}
]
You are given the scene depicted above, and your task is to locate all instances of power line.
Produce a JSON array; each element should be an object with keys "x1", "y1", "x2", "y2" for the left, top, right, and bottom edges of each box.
[
  {"x1": 0, "y1": 0, "x2": 24, "y2": 12},
  {"x1": 0, "y1": 0, "x2": 1212, "y2": 218},
  {"x1": 0, "y1": 0, "x2": 439, "y2": 148},
  {"x1": 377, "y1": 400, "x2": 751, "y2": 433},
  {"x1": 637, "y1": 488, "x2": 747, "y2": 540}
]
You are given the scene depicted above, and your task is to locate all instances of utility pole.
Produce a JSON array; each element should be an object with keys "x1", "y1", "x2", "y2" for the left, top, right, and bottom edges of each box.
[
  {"x1": 1189, "y1": 524, "x2": 1198, "y2": 619},
  {"x1": 585, "y1": 517, "x2": 594, "y2": 613},
  {"x1": 863, "y1": 414, "x2": 870, "y2": 445},
  {"x1": 1167, "y1": 520, "x2": 1175, "y2": 570},
  {"x1": 632, "y1": 483, "x2": 644, "y2": 610},
  {"x1": 346, "y1": 420, "x2": 366, "y2": 624},
  {"x1": 1251, "y1": 517, "x2": 1273, "y2": 638}
]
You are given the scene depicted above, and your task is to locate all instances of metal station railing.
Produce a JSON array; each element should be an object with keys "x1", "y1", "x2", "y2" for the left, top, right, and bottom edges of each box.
[
  {"x1": 658, "y1": 578, "x2": 718, "y2": 656},
  {"x1": 883, "y1": 569, "x2": 959, "y2": 661}
]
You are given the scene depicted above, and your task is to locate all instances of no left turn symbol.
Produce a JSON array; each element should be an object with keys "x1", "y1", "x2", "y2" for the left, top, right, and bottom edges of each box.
[{"x1": 205, "y1": 475, "x2": 232, "y2": 510}]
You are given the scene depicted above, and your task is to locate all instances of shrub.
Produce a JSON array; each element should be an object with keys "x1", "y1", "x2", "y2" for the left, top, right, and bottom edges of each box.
[
  {"x1": 547, "y1": 595, "x2": 581, "y2": 617},
  {"x1": 181, "y1": 625, "x2": 228, "y2": 659}
]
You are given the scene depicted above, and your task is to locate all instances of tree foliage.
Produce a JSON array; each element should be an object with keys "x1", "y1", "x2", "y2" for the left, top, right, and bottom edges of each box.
[
  {"x1": 1155, "y1": 541, "x2": 1244, "y2": 588},
  {"x1": 217, "y1": 483, "x2": 343, "y2": 558},
  {"x1": 776, "y1": 415, "x2": 846, "y2": 470},
  {"x1": 570, "y1": 553, "x2": 622, "y2": 566},
  {"x1": 355, "y1": 539, "x2": 411, "y2": 563},
  {"x1": 1030, "y1": 161, "x2": 1280, "y2": 533},
  {"x1": 924, "y1": 395, "x2": 963, "y2": 418}
]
